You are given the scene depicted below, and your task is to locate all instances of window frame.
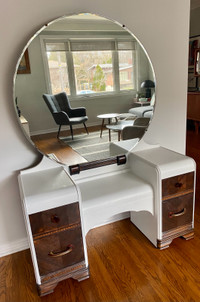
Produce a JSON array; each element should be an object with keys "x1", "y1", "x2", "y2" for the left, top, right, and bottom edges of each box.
[{"x1": 40, "y1": 34, "x2": 138, "y2": 99}]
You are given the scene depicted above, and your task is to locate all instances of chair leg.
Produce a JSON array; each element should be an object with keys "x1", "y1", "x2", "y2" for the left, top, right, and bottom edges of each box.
[
  {"x1": 70, "y1": 124, "x2": 74, "y2": 140},
  {"x1": 83, "y1": 123, "x2": 89, "y2": 134},
  {"x1": 57, "y1": 125, "x2": 61, "y2": 138}
]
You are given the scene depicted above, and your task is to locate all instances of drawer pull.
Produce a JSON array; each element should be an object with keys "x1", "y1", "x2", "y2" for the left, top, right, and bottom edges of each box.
[
  {"x1": 169, "y1": 208, "x2": 186, "y2": 218},
  {"x1": 51, "y1": 215, "x2": 60, "y2": 223},
  {"x1": 175, "y1": 182, "x2": 183, "y2": 188},
  {"x1": 48, "y1": 244, "x2": 73, "y2": 257}
]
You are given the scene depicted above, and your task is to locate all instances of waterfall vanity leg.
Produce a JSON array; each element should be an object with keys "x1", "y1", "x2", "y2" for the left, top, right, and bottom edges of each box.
[{"x1": 18, "y1": 146, "x2": 196, "y2": 296}]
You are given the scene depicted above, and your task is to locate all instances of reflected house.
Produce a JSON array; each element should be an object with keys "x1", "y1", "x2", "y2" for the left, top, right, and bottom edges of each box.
[
  {"x1": 119, "y1": 64, "x2": 133, "y2": 90},
  {"x1": 88, "y1": 63, "x2": 133, "y2": 91},
  {"x1": 48, "y1": 60, "x2": 134, "y2": 93}
]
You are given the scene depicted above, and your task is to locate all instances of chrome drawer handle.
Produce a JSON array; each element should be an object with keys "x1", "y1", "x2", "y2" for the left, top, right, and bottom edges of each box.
[
  {"x1": 48, "y1": 244, "x2": 73, "y2": 257},
  {"x1": 169, "y1": 208, "x2": 186, "y2": 218}
]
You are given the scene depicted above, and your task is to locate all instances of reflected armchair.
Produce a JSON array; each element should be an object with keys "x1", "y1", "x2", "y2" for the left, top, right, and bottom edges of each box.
[
  {"x1": 121, "y1": 117, "x2": 150, "y2": 140},
  {"x1": 43, "y1": 92, "x2": 88, "y2": 139},
  {"x1": 128, "y1": 93, "x2": 155, "y2": 118}
]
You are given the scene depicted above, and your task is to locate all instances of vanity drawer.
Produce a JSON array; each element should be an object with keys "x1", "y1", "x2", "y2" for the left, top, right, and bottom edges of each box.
[
  {"x1": 162, "y1": 192, "x2": 193, "y2": 232},
  {"x1": 29, "y1": 202, "x2": 80, "y2": 236},
  {"x1": 34, "y1": 225, "x2": 84, "y2": 276},
  {"x1": 162, "y1": 172, "x2": 194, "y2": 198}
]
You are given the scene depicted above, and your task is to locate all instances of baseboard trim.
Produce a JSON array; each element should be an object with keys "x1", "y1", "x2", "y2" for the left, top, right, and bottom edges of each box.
[
  {"x1": 0, "y1": 237, "x2": 29, "y2": 258},
  {"x1": 30, "y1": 121, "x2": 101, "y2": 136},
  {"x1": 92, "y1": 212, "x2": 130, "y2": 230}
]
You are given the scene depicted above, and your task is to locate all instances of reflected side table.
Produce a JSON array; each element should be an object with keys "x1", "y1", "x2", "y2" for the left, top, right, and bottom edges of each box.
[{"x1": 97, "y1": 113, "x2": 119, "y2": 141}]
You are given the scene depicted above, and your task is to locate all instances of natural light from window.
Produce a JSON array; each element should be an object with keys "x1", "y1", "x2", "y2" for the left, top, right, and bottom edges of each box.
[{"x1": 73, "y1": 51, "x2": 114, "y2": 94}]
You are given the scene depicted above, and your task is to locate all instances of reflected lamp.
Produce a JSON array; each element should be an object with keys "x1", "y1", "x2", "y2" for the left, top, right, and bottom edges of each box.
[{"x1": 141, "y1": 80, "x2": 155, "y2": 98}]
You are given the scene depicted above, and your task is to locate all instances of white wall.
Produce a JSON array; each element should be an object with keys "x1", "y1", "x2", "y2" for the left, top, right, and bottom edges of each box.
[{"x1": 0, "y1": 0, "x2": 190, "y2": 256}]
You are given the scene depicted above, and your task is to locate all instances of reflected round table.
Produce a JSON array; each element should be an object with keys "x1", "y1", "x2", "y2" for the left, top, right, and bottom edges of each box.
[{"x1": 97, "y1": 113, "x2": 119, "y2": 141}]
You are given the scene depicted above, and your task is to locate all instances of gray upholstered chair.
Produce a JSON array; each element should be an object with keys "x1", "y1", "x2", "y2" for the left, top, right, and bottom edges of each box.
[
  {"x1": 43, "y1": 92, "x2": 88, "y2": 139},
  {"x1": 121, "y1": 117, "x2": 150, "y2": 140}
]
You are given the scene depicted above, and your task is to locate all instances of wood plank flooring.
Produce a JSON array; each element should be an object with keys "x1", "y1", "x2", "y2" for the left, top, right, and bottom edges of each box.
[
  {"x1": 31, "y1": 125, "x2": 102, "y2": 165},
  {"x1": 1, "y1": 128, "x2": 200, "y2": 302}
]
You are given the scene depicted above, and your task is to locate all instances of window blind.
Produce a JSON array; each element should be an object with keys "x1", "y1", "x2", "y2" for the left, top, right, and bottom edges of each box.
[
  {"x1": 70, "y1": 40, "x2": 115, "y2": 51},
  {"x1": 117, "y1": 41, "x2": 136, "y2": 50}
]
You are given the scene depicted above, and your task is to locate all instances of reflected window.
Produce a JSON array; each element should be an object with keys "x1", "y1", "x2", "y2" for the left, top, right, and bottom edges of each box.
[
  {"x1": 119, "y1": 51, "x2": 134, "y2": 90},
  {"x1": 74, "y1": 51, "x2": 114, "y2": 93},
  {"x1": 43, "y1": 39, "x2": 136, "y2": 96},
  {"x1": 46, "y1": 43, "x2": 70, "y2": 95}
]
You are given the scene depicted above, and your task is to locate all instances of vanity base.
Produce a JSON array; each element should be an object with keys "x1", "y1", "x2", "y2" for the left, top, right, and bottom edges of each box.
[
  {"x1": 157, "y1": 224, "x2": 194, "y2": 250},
  {"x1": 37, "y1": 265, "x2": 89, "y2": 297}
]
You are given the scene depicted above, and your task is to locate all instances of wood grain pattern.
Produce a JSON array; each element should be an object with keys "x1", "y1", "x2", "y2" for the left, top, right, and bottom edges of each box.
[
  {"x1": 187, "y1": 93, "x2": 200, "y2": 130},
  {"x1": 162, "y1": 192, "x2": 193, "y2": 232},
  {"x1": 37, "y1": 263, "x2": 89, "y2": 296},
  {"x1": 34, "y1": 226, "x2": 84, "y2": 276},
  {"x1": 29, "y1": 202, "x2": 80, "y2": 237},
  {"x1": 162, "y1": 172, "x2": 194, "y2": 199}
]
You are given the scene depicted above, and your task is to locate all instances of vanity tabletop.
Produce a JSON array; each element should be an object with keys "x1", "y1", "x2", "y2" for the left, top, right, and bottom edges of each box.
[
  {"x1": 132, "y1": 146, "x2": 196, "y2": 179},
  {"x1": 19, "y1": 166, "x2": 78, "y2": 214}
]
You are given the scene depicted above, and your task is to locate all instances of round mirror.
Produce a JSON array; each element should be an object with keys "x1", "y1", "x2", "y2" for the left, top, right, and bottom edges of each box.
[{"x1": 14, "y1": 13, "x2": 155, "y2": 167}]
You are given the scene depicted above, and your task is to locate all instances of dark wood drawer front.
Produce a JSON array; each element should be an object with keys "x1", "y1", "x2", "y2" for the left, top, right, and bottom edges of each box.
[
  {"x1": 34, "y1": 226, "x2": 84, "y2": 276},
  {"x1": 29, "y1": 202, "x2": 80, "y2": 236},
  {"x1": 162, "y1": 192, "x2": 193, "y2": 232},
  {"x1": 162, "y1": 172, "x2": 194, "y2": 198}
]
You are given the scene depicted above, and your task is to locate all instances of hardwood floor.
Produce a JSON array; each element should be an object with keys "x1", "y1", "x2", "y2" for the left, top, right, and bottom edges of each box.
[{"x1": 1, "y1": 128, "x2": 200, "y2": 302}]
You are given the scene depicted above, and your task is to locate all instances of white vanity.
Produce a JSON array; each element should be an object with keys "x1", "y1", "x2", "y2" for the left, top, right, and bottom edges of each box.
[
  {"x1": 14, "y1": 11, "x2": 195, "y2": 297},
  {"x1": 18, "y1": 143, "x2": 196, "y2": 296}
]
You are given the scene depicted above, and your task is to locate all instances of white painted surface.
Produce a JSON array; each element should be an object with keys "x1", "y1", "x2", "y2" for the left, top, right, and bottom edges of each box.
[
  {"x1": 0, "y1": 0, "x2": 190, "y2": 256},
  {"x1": 77, "y1": 169, "x2": 154, "y2": 234},
  {"x1": 19, "y1": 167, "x2": 78, "y2": 214},
  {"x1": 132, "y1": 146, "x2": 196, "y2": 179},
  {"x1": 110, "y1": 138, "x2": 139, "y2": 156}
]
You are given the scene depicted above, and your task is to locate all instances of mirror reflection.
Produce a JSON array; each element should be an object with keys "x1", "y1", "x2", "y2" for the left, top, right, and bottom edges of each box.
[
  {"x1": 14, "y1": 13, "x2": 155, "y2": 166},
  {"x1": 195, "y1": 48, "x2": 200, "y2": 76}
]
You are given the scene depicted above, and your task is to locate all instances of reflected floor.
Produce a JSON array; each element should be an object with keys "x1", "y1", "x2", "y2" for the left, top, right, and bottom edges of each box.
[{"x1": 31, "y1": 125, "x2": 112, "y2": 165}]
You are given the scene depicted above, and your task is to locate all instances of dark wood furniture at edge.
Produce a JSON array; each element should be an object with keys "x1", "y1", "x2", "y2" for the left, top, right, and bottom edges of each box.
[{"x1": 187, "y1": 92, "x2": 200, "y2": 134}]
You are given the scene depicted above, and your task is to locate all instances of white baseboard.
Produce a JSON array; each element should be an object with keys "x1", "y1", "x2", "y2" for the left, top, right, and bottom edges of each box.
[
  {"x1": 0, "y1": 237, "x2": 29, "y2": 258},
  {"x1": 30, "y1": 121, "x2": 100, "y2": 136},
  {"x1": 92, "y1": 212, "x2": 130, "y2": 230}
]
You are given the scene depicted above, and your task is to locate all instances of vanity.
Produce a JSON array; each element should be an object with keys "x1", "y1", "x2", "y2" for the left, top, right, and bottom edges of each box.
[
  {"x1": 18, "y1": 143, "x2": 196, "y2": 296},
  {"x1": 14, "y1": 12, "x2": 196, "y2": 297}
]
